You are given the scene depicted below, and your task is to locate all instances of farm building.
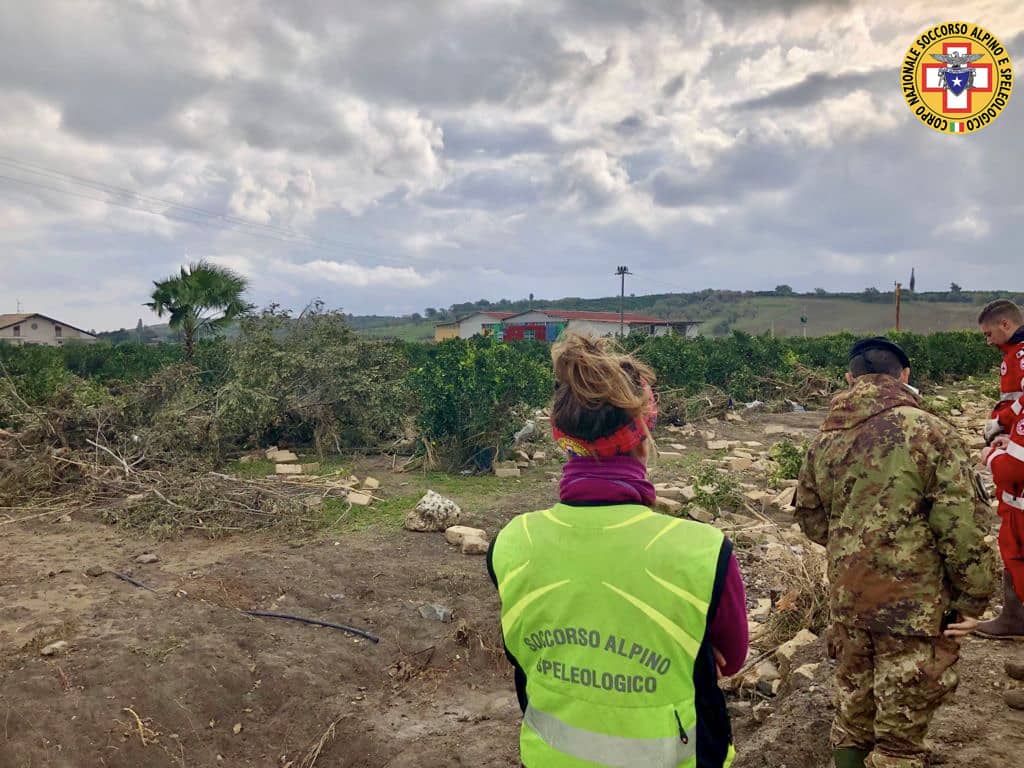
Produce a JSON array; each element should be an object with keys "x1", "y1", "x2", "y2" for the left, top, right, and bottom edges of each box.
[
  {"x1": 433, "y1": 320, "x2": 460, "y2": 341},
  {"x1": 0, "y1": 313, "x2": 97, "y2": 347},
  {"x1": 437, "y1": 309, "x2": 698, "y2": 342},
  {"x1": 433, "y1": 311, "x2": 518, "y2": 341}
]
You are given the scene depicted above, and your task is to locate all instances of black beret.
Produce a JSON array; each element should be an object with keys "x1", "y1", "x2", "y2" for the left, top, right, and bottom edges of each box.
[{"x1": 849, "y1": 337, "x2": 911, "y2": 369}]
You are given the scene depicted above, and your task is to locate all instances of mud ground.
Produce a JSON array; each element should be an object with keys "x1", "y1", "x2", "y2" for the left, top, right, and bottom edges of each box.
[{"x1": 2, "y1": 409, "x2": 1022, "y2": 767}]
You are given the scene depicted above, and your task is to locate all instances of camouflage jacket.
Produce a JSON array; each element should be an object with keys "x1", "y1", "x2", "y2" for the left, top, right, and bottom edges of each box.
[{"x1": 795, "y1": 374, "x2": 996, "y2": 636}]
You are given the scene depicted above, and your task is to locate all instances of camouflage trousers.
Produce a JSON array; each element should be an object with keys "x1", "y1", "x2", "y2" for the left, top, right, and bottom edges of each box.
[{"x1": 830, "y1": 624, "x2": 960, "y2": 768}]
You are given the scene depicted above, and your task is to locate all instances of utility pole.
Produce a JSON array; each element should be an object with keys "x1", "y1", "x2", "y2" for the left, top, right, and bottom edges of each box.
[
  {"x1": 615, "y1": 266, "x2": 632, "y2": 337},
  {"x1": 16, "y1": 298, "x2": 22, "y2": 313},
  {"x1": 894, "y1": 282, "x2": 903, "y2": 331}
]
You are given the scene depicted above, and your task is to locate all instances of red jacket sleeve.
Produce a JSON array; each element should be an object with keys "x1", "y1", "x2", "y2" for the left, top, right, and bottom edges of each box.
[{"x1": 989, "y1": 434, "x2": 1024, "y2": 492}]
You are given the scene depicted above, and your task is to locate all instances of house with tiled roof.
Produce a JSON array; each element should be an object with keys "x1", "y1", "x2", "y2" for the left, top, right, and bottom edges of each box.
[{"x1": 0, "y1": 313, "x2": 97, "y2": 347}]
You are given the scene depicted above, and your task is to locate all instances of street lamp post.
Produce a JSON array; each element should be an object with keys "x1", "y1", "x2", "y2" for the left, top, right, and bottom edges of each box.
[{"x1": 615, "y1": 265, "x2": 632, "y2": 337}]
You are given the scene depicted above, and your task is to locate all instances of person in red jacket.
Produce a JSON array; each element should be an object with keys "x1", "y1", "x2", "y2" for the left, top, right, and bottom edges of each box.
[
  {"x1": 981, "y1": 420, "x2": 1024, "y2": 709},
  {"x1": 978, "y1": 300, "x2": 1024, "y2": 445},
  {"x1": 977, "y1": 300, "x2": 1024, "y2": 643}
]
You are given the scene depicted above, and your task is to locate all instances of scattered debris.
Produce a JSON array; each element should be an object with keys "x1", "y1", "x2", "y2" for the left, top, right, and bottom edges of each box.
[
  {"x1": 513, "y1": 421, "x2": 536, "y2": 445},
  {"x1": 85, "y1": 565, "x2": 105, "y2": 577},
  {"x1": 135, "y1": 553, "x2": 160, "y2": 564},
  {"x1": 346, "y1": 490, "x2": 373, "y2": 507},
  {"x1": 461, "y1": 535, "x2": 489, "y2": 555},
  {"x1": 445, "y1": 526, "x2": 487, "y2": 546},
  {"x1": 266, "y1": 449, "x2": 299, "y2": 463},
  {"x1": 775, "y1": 629, "x2": 819, "y2": 674},
  {"x1": 706, "y1": 440, "x2": 735, "y2": 451},
  {"x1": 418, "y1": 603, "x2": 454, "y2": 623},
  {"x1": 40, "y1": 640, "x2": 69, "y2": 657},
  {"x1": 685, "y1": 506, "x2": 715, "y2": 524},
  {"x1": 654, "y1": 497, "x2": 683, "y2": 516},
  {"x1": 361, "y1": 477, "x2": 380, "y2": 490}
]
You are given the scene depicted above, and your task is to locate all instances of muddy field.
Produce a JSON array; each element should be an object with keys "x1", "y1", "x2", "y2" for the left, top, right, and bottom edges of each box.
[{"x1": 2, "y1": 406, "x2": 1023, "y2": 767}]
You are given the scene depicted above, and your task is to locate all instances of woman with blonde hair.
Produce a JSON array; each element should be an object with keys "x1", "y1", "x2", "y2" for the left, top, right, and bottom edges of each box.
[{"x1": 488, "y1": 333, "x2": 748, "y2": 767}]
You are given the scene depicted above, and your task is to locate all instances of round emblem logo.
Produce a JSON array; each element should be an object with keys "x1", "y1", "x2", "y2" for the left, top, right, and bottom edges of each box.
[
  {"x1": 1017, "y1": 421, "x2": 1024, "y2": 437},
  {"x1": 1002, "y1": 361, "x2": 1009, "y2": 376},
  {"x1": 902, "y1": 22, "x2": 1013, "y2": 134}
]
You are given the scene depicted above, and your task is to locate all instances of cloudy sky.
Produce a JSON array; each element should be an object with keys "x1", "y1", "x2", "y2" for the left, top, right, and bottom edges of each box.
[{"x1": 1, "y1": 1, "x2": 1021, "y2": 331}]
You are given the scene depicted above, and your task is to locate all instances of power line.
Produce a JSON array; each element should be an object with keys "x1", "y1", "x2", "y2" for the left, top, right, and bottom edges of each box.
[
  {"x1": 0, "y1": 171, "x2": 323, "y2": 248},
  {"x1": 0, "y1": 154, "x2": 331, "y2": 243},
  {"x1": 0, "y1": 154, "x2": 398, "y2": 263}
]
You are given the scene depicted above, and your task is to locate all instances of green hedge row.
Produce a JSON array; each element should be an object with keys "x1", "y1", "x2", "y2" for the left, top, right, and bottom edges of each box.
[{"x1": 1, "y1": 328, "x2": 1001, "y2": 454}]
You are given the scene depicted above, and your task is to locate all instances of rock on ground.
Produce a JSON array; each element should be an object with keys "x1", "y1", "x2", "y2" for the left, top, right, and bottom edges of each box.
[
  {"x1": 405, "y1": 491, "x2": 462, "y2": 532},
  {"x1": 461, "y1": 535, "x2": 490, "y2": 555},
  {"x1": 654, "y1": 497, "x2": 683, "y2": 516},
  {"x1": 418, "y1": 603, "x2": 453, "y2": 623},
  {"x1": 445, "y1": 526, "x2": 487, "y2": 546},
  {"x1": 40, "y1": 641, "x2": 69, "y2": 657}
]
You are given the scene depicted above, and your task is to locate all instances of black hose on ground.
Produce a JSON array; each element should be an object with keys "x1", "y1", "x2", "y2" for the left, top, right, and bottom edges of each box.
[
  {"x1": 242, "y1": 610, "x2": 380, "y2": 644},
  {"x1": 110, "y1": 571, "x2": 158, "y2": 593}
]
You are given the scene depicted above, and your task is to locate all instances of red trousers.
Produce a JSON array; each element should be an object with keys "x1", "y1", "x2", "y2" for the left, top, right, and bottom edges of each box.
[{"x1": 997, "y1": 498, "x2": 1024, "y2": 601}]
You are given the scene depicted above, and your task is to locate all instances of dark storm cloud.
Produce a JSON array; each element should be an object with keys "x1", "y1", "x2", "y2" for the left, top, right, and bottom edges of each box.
[
  {"x1": 322, "y1": 7, "x2": 589, "y2": 107},
  {"x1": 732, "y1": 67, "x2": 889, "y2": 111},
  {"x1": 649, "y1": 138, "x2": 802, "y2": 207},
  {"x1": 708, "y1": 0, "x2": 853, "y2": 20}
]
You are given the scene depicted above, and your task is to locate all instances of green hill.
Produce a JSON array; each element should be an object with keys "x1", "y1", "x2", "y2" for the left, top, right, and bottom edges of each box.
[
  {"x1": 353, "y1": 290, "x2": 1018, "y2": 341},
  {"x1": 100, "y1": 289, "x2": 1021, "y2": 343}
]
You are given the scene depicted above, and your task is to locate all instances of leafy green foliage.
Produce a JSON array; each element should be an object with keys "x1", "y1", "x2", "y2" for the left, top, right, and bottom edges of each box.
[
  {"x1": 624, "y1": 329, "x2": 998, "y2": 403},
  {"x1": 768, "y1": 439, "x2": 808, "y2": 483},
  {"x1": 214, "y1": 306, "x2": 409, "y2": 456},
  {"x1": 690, "y1": 462, "x2": 743, "y2": 516},
  {"x1": 410, "y1": 337, "x2": 553, "y2": 469}
]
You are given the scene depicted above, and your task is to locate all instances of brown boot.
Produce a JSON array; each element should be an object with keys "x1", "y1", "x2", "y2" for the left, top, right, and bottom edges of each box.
[
  {"x1": 1007, "y1": 660, "x2": 1024, "y2": 681},
  {"x1": 976, "y1": 570, "x2": 1024, "y2": 640},
  {"x1": 1005, "y1": 689, "x2": 1024, "y2": 710}
]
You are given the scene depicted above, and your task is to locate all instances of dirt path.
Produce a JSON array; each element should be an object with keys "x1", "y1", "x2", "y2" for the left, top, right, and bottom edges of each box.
[{"x1": 3, "y1": 407, "x2": 1023, "y2": 767}]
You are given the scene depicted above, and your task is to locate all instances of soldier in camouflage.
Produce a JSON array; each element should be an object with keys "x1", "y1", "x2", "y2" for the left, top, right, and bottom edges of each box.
[{"x1": 795, "y1": 337, "x2": 996, "y2": 768}]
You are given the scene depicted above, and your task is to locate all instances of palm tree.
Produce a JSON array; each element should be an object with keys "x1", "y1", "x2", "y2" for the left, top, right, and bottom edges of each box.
[{"x1": 146, "y1": 261, "x2": 253, "y2": 359}]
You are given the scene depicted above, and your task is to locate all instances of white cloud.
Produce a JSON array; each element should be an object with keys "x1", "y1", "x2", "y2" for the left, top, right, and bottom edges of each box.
[
  {"x1": 275, "y1": 259, "x2": 441, "y2": 289},
  {"x1": 938, "y1": 206, "x2": 991, "y2": 240}
]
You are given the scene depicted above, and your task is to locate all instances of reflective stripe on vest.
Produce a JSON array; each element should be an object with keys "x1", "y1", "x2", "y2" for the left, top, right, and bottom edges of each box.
[
  {"x1": 1002, "y1": 491, "x2": 1024, "y2": 511},
  {"x1": 1013, "y1": 399, "x2": 1023, "y2": 416},
  {"x1": 524, "y1": 705, "x2": 696, "y2": 768},
  {"x1": 1008, "y1": 441, "x2": 1024, "y2": 462},
  {"x1": 1001, "y1": 391, "x2": 1024, "y2": 402}
]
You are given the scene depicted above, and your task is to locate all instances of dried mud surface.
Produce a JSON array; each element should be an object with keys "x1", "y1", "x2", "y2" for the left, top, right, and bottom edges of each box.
[{"x1": 3, "y1": 411, "x2": 1022, "y2": 767}]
